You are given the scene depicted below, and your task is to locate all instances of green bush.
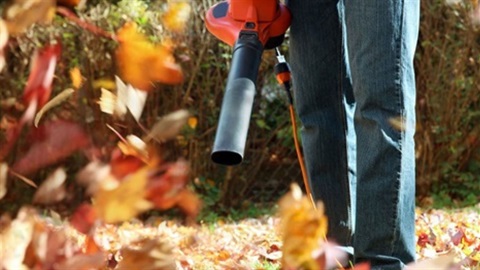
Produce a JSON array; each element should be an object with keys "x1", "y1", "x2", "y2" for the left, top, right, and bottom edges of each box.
[{"x1": 415, "y1": 0, "x2": 480, "y2": 206}]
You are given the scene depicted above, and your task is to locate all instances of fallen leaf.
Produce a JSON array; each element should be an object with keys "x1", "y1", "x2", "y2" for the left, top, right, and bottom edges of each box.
[
  {"x1": 12, "y1": 120, "x2": 89, "y2": 175},
  {"x1": 115, "y1": 22, "x2": 183, "y2": 90},
  {"x1": 116, "y1": 238, "x2": 176, "y2": 270},
  {"x1": 32, "y1": 167, "x2": 67, "y2": 204},
  {"x1": 406, "y1": 252, "x2": 460, "y2": 270},
  {"x1": 57, "y1": 0, "x2": 86, "y2": 8},
  {"x1": 93, "y1": 166, "x2": 153, "y2": 224},
  {"x1": 0, "y1": 163, "x2": 7, "y2": 200},
  {"x1": 161, "y1": 1, "x2": 191, "y2": 33},
  {"x1": 3, "y1": 0, "x2": 56, "y2": 35},
  {"x1": 34, "y1": 88, "x2": 75, "y2": 127},
  {"x1": 143, "y1": 109, "x2": 190, "y2": 143}
]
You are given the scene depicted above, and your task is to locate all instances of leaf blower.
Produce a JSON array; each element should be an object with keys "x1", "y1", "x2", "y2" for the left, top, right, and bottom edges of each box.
[{"x1": 205, "y1": 0, "x2": 291, "y2": 166}]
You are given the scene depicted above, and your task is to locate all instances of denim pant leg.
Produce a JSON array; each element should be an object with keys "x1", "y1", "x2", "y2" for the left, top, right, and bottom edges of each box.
[
  {"x1": 288, "y1": 0, "x2": 354, "y2": 247},
  {"x1": 344, "y1": 0, "x2": 419, "y2": 268}
]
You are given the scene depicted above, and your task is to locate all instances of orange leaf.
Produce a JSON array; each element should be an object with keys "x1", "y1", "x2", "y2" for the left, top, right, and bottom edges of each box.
[
  {"x1": 162, "y1": 1, "x2": 191, "y2": 33},
  {"x1": 70, "y1": 67, "x2": 83, "y2": 89},
  {"x1": 115, "y1": 22, "x2": 183, "y2": 90},
  {"x1": 93, "y1": 166, "x2": 153, "y2": 224},
  {"x1": 116, "y1": 238, "x2": 176, "y2": 270}
]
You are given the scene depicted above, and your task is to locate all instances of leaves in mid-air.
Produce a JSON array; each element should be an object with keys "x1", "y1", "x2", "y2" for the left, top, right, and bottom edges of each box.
[
  {"x1": 115, "y1": 21, "x2": 183, "y2": 91},
  {"x1": 12, "y1": 120, "x2": 89, "y2": 175}
]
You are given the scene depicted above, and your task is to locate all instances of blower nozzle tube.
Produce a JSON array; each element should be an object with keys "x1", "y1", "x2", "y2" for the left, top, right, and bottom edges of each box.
[{"x1": 211, "y1": 33, "x2": 263, "y2": 166}]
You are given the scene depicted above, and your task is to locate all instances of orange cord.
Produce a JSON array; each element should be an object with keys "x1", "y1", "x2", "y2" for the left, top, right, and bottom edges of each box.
[{"x1": 288, "y1": 104, "x2": 316, "y2": 208}]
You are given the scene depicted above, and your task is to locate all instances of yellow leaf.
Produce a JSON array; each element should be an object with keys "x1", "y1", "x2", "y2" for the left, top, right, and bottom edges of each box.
[
  {"x1": 115, "y1": 22, "x2": 183, "y2": 91},
  {"x1": 162, "y1": 1, "x2": 191, "y2": 33},
  {"x1": 70, "y1": 67, "x2": 83, "y2": 89},
  {"x1": 278, "y1": 183, "x2": 328, "y2": 270},
  {"x1": 93, "y1": 167, "x2": 153, "y2": 223},
  {"x1": 187, "y1": 116, "x2": 198, "y2": 129}
]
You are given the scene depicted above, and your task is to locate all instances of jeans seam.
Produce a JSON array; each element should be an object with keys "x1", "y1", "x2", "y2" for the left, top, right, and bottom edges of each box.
[
  {"x1": 338, "y1": 5, "x2": 352, "y2": 246},
  {"x1": 390, "y1": 0, "x2": 406, "y2": 257}
]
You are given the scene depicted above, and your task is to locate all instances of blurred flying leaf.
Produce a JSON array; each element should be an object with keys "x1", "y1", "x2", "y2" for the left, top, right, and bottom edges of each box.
[
  {"x1": 12, "y1": 120, "x2": 89, "y2": 175},
  {"x1": 69, "y1": 67, "x2": 83, "y2": 89},
  {"x1": 146, "y1": 161, "x2": 189, "y2": 207},
  {"x1": 93, "y1": 166, "x2": 153, "y2": 224},
  {"x1": 0, "y1": 207, "x2": 36, "y2": 270},
  {"x1": 144, "y1": 109, "x2": 189, "y2": 143},
  {"x1": 0, "y1": 163, "x2": 7, "y2": 200},
  {"x1": 116, "y1": 238, "x2": 176, "y2": 270},
  {"x1": 22, "y1": 42, "x2": 62, "y2": 123},
  {"x1": 0, "y1": 19, "x2": 8, "y2": 72},
  {"x1": 69, "y1": 203, "x2": 97, "y2": 234},
  {"x1": 3, "y1": 0, "x2": 56, "y2": 35},
  {"x1": 98, "y1": 76, "x2": 148, "y2": 121},
  {"x1": 187, "y1": 116, "x2": 198, "y2": 129},
  {"x1": 161, "y1": 1, "x2": 191, "y2": 33},
  {"x1": 34, "y1": 88, "x2": 75, "y2": 127},
  {"x1": 115, "y1": 22, "x2": 183, "y2": 90},
  {"x1": 32, "y1": 167, "x2": 67, "y2": 205},
  {"x1": 278, "y1": 183, "x2": 332, "y2": 270}
]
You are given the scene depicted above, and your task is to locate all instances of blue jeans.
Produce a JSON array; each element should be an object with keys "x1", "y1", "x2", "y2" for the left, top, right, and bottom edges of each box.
[{"x1": 287, "y1": 0, "x2": 419, "y2": 268}]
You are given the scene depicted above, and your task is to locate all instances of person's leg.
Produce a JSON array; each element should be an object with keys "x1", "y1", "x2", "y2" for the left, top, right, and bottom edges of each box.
[
  {"x1": 344, "y1": 0, "x2": 420, "y2": 268},
  {"x1": 288, "y1": 0, "x2": 355, "y2": 247}
]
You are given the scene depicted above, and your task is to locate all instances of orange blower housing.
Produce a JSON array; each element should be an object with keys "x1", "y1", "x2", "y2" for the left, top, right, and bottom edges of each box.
[
  {"x1": 205, "y1": 0, "x2": 291, "y2": 49},
  {"x1": 206, "y1": 0, "x2": 291, "y2": 166}
]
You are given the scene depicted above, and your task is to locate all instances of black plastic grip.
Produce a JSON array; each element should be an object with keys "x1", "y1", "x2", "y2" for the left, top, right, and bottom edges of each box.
[{"x1": 211, "y1": 33, "x2": 263, "y2": 165}]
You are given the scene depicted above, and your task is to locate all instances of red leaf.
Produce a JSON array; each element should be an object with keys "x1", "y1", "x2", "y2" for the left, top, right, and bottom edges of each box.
[
  {"x1": 145, "y1": 159, "x2": 190, "y2": 210},
  {"x1": 70, "y1": 203, "x2": 97, "y2": 234},
  {"x1": 12, "y1": 120, "x2": 89, "y2": 175},
  {"x1": 22, "y1": 42, "x2": 61, "y2": 111}
]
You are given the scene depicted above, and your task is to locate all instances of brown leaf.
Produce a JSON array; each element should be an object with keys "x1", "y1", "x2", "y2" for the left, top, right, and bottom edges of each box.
[
  {"x1": 116, "y1": 238, "x2": 176, "y2": 270},
  {"x1": 115, "y1": 22, "x2": 183, "y2": 90},
  {"x1": 12, "y1": 120, "x2": 89, "y2": 175},
  {"x1": 143, "y1": 109, "x2": 190, "y2": 143},
  {"x1": 4, "y1": 0, "x2": 56, "y2": 35},
  {"x1": 34, "y1": 88, "x2": 75, "y2": 127},
  {"x1": 32, "y1": 167, "x2": 67, "y2": 204}
]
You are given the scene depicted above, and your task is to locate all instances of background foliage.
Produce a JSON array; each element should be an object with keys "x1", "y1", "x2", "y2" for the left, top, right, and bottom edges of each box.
[{"x1": 0, "y1": 0, "x2": 478, "y2": 213}]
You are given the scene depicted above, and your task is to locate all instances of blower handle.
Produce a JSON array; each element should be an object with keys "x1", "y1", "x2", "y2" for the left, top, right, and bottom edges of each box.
[{"x1": 211, "y1": 32, "x2": 263, "y2": 165}]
